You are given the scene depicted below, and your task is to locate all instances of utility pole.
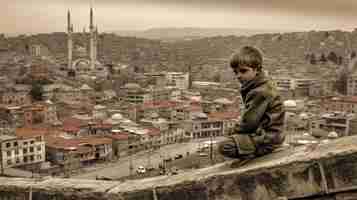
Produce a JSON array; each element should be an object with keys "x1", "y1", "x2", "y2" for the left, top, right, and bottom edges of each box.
[
  {"x1": 0, "y1": 145, "x2": 3, "y2": 175},
  {"x1": 128, "y1": 135, "x2": 134, "y2": 177},
  {"x1": 210, "y1": 132, "x2": 214, "y2": 165}
]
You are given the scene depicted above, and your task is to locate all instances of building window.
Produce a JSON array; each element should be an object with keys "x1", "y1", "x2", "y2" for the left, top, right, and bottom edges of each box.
[
  {"x1": 23, "y1": 148, "x2": 28, "y2": 154},
  {"x1": 37, "y1": 155, "x2": 42, "y2": 160},
  {"x1": 15, "y1": 149, "x2": 19, "y2": 155},
  {"x1": 14, "y1": 142, "x2": 18, "y2": 147},
  {"x1": 30, "y1": 140, "x2": 35, "y2": 144},
  {"x1": 6, "y1": 142, "x2": 10, "y2": 148},
  {"x1": 24, "y1": 156, "x2": 28, "y2": 163},
  {"x1": 6, "y1": 151, "x2": 11, "y2": 157},
  {"x1": 16, "y1": 158, "x2": 20, "y2": 163},
  {"x1": 7, "y1": 160, "x2": 12, "y2": 165},
  {"x1": 24, "y1": 141, "x2": 28, "y2": 145},
  {"x1": 30, "y1": 147, "x2": 34, "y2": 152},
  {"x1": 37, "y1": 146, "x2": 41, "y2": 151}
]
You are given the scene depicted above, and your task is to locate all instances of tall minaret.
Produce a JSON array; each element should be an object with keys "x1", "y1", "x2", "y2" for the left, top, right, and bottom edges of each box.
[
  {"x1": 67, "y1": 9, "x2": 73, "y2": 70},
  {"x1": 94, "y1": 26, "x2": 98, "y2": 63},
  {"x1": 89, "y1": 6, "x2": 96, "y2": 69}
]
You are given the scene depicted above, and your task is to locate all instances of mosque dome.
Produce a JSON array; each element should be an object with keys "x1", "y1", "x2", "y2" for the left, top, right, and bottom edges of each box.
[
  {"x1": 112, "y1": 113, "x2": 123, "y2": 120},
  {"x1": 327, "y1": 131, "x2": 339, "y2": 139},
  {"x1": 299, "y1": 113, "x2": 309, "y2": 120}
]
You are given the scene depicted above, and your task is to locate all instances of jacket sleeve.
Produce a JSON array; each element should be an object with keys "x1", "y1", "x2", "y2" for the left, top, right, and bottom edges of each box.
[{"x1": 237, "y1": 91, "x2": 270, "y2": 134}]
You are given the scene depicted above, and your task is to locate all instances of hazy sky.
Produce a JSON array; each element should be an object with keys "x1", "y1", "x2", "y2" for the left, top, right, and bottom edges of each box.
[{"x1": 3, "y1": 0, "x2": 357, "y2": 34}]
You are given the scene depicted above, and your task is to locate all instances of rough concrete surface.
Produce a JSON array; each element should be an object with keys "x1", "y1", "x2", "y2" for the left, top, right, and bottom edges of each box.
[{"x1": 1, "y1": 136, "x2": 357, "y2": 199}]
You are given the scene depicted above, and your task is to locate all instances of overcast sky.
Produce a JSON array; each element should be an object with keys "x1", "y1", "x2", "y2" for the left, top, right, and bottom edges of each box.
[{"x1": 3, "y1": 0, "x2": 357, "y2": 34}]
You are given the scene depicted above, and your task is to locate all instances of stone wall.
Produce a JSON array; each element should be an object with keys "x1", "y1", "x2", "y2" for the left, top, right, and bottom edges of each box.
[{"x1": 2, "y1": 136, "x2": 357, "y2": 199}]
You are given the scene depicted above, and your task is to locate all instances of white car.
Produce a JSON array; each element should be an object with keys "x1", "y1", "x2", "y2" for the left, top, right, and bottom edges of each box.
[{"x1": 136, "y1": 166, "x2": 146, "y2": 174}]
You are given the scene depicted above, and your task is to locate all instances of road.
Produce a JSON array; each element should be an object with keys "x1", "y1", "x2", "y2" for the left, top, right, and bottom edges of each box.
[{"x1": 73, "y1": 137, "x2": 226, "y2": 180}]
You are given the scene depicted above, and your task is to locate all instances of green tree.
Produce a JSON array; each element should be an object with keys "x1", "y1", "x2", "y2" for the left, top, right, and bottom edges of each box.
[
  {"x1": 29, "y1": 82, "x2": 44, "y2": 101},
  {"x1": 319, "y1": 53, "x2": 327, "y2": 63},
  {"x1": 327, "y1": 51, "x2": 338, "y2": 64},
  {"x1": 310, "y1": 53, "x2": 316, "y2": 65}
]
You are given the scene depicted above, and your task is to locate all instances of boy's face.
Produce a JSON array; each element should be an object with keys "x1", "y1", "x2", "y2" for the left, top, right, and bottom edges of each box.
[{"x1": 232, "y1": 66, "x2": 258, "y2": 84}]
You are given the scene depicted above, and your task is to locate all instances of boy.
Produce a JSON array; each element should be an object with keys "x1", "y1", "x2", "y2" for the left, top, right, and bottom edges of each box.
[{"x1": 218, "y1": 46, "x2": 285, "y2": 160}]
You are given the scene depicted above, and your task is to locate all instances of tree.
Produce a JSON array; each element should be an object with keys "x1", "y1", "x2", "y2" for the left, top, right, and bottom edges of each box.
[
  {"x1": 338, "y1": 56, "x2": 343, "y2": 65},
  {"x1": 310, "y1": 53, "x2": 317, "y2": 65},
  {"x1": 29, "y1": 82, "x2": 44, "y2": 101},
  {"x1": 319, "y1": 53, "x2": 327, "y2": 63},
  {"x1": 327, "y1": 51, "x2": 338, "y2": 64},
  {"x1": 335, "y1": 66, "x2": 348, "y2": 95}
]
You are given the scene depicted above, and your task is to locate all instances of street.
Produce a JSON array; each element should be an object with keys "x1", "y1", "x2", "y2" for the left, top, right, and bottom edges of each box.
[{"x1": 73, "y1": 137, "x2": 226, "y2": 180}]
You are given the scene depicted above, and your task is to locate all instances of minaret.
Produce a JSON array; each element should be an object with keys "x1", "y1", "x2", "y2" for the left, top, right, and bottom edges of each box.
[
  {"x1": 89, "y1": 7, "x2": 96, "y2": 69},
  {"x1": 67, "y1": 9, "x2": 73, "y2": 70},
  {"x1": 94, "y1": 26, "x2": 98, "y2": 63}
]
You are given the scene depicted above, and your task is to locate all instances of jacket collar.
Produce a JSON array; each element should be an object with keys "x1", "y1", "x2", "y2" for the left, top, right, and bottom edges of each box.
[{"x1": 240, "y1": 72, "x2": 268, "y2": 97}]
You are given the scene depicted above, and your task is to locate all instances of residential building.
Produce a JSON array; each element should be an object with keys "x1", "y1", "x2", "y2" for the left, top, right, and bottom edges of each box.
[
  {"x1": 208, "y1": 111, "x2": 240, "y2": 135},
  {"x1": 322, "y1": 96, "x2": 357, "y2": 113},
  {"x1": 45, "y1": 136, "x2": 113, "y2": 172},
  {"x1": 23, "y1": 101, "x2": 59, "y2": 126},
  {"x1": 107, "y1": 130, "x2": 129, "y2": 158},
  {"x1": 119, "y1": 83, "x2": 151, "y2": 104},
  {"x1": 183, "y1": 113, "x2": 224, "y2": 139},
  {"x1": 313, "y1": 112, "x2": 355, "y2": 137},
  {"x1": 0, "y1": 128, "x2": 46, "y2": 169},
  {"x1": 30, "y1": 63, "x2": 49, "y2": 81},
  {"x1": 166, "y1": 72, "x2": 189, "y2": 90},
  {"x1": 2, "y1": 85, "x2": 31, "y2": 106}
]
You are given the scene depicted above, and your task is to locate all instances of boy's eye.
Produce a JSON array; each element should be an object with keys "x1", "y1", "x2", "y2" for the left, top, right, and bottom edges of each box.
[
  {"x1": 239, "y1": 69, "x2": 248, "y2": 73},
  {"x1": 232, "y1": 68, "x2": 248, "y2": 74}
]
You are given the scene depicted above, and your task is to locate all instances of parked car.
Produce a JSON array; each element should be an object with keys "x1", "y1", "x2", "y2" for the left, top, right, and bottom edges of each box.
[
  {"x1": 136, "y1": 166, "x2": 146, "y2": 174},
  {"x1": 174, "y1": 154, "x2": 183, "y2": 159},
  {"x1": 199, "y1": 152, "x2": 208, "y2": 157},
  {"x1": 146, "y1": 166, "x2": 155, "y2": 171},
  {"x1": 170, "y1": 167, "x2": 179, "y2": 175}
]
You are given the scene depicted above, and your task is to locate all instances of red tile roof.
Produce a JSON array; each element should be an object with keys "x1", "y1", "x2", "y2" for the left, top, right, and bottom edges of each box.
[
  {"x1": 108, "y1": 133, "x2": 129, "y2": 140},
  {"x1": 146, "y1": 127, "x2": 161, "y2": 137},
  {"x1": 45, "y1": 135, "x2": 112, "y2": 150},
  {"x1": 62, "y1": 125, "x2": 80, "y2": 133},
  {"x1": 61, "y1": 117, "x2": 87, "y2": 128},
  {"x1": 79, "y1": 137, "x2": 113, "y2": 145},
  {"x1": 16, "y1": 127, "x2": 55, "y2": 139},
  {"x1": 339, "y1": 96, "x2": 357, "y2": 103}
]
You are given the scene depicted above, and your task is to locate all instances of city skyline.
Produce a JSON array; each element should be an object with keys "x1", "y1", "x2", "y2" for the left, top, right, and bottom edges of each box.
[{"x1": 3, "y1": 0, "x2": 357, "y2": 35}]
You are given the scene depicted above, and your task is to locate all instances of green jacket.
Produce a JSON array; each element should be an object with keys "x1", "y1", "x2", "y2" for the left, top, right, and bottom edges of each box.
[{"x1": 236, "y1": 72, "x2": 285, "y2": 147}]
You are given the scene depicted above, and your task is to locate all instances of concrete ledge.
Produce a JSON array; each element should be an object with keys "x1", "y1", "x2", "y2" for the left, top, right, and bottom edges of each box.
[{"x1": 2, "y1": 136, "x2": 357, "y2": 200}]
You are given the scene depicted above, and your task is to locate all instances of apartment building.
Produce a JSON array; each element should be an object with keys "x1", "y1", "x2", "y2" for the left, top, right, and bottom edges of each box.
[
  {"x1": 312, "y1": 112, "x2": 356, "y2": 137},
  {"x1": 184, "y1": 113, "x2": 224, "y2": 139},
  {"x1": 166, "y1": 72, "x2": 189, "y2": 90},
  {"x1": 0, "y1": 128, "x2": 46, "y2": 169},
  {"x1": 322, "y1": 96, "x2": 357, "y2": 113}
]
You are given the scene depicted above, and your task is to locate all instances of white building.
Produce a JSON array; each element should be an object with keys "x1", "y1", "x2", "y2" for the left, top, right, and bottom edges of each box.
[
  {"x1": 0, "y1": 133, "x2": 45, "y2": 169},
  {"x1": 166, "y1": 72, "x2": 189, "y2": 90}
]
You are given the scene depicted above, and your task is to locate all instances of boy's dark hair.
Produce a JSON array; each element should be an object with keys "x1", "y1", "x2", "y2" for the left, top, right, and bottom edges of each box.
[{"x1": 230, "y1": 46, "x2": 263, "y2": 72}]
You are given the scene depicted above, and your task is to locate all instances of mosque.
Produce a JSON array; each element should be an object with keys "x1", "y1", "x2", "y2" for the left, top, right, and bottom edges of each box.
[{"x1": 66, "y1": 7, "x2": 107, "y2": 79}]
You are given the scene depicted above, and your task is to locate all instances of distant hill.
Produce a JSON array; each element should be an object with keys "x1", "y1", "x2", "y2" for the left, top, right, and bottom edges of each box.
[{"x1": 112, "y1": 27, "x2": 295, "y2": 41}]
